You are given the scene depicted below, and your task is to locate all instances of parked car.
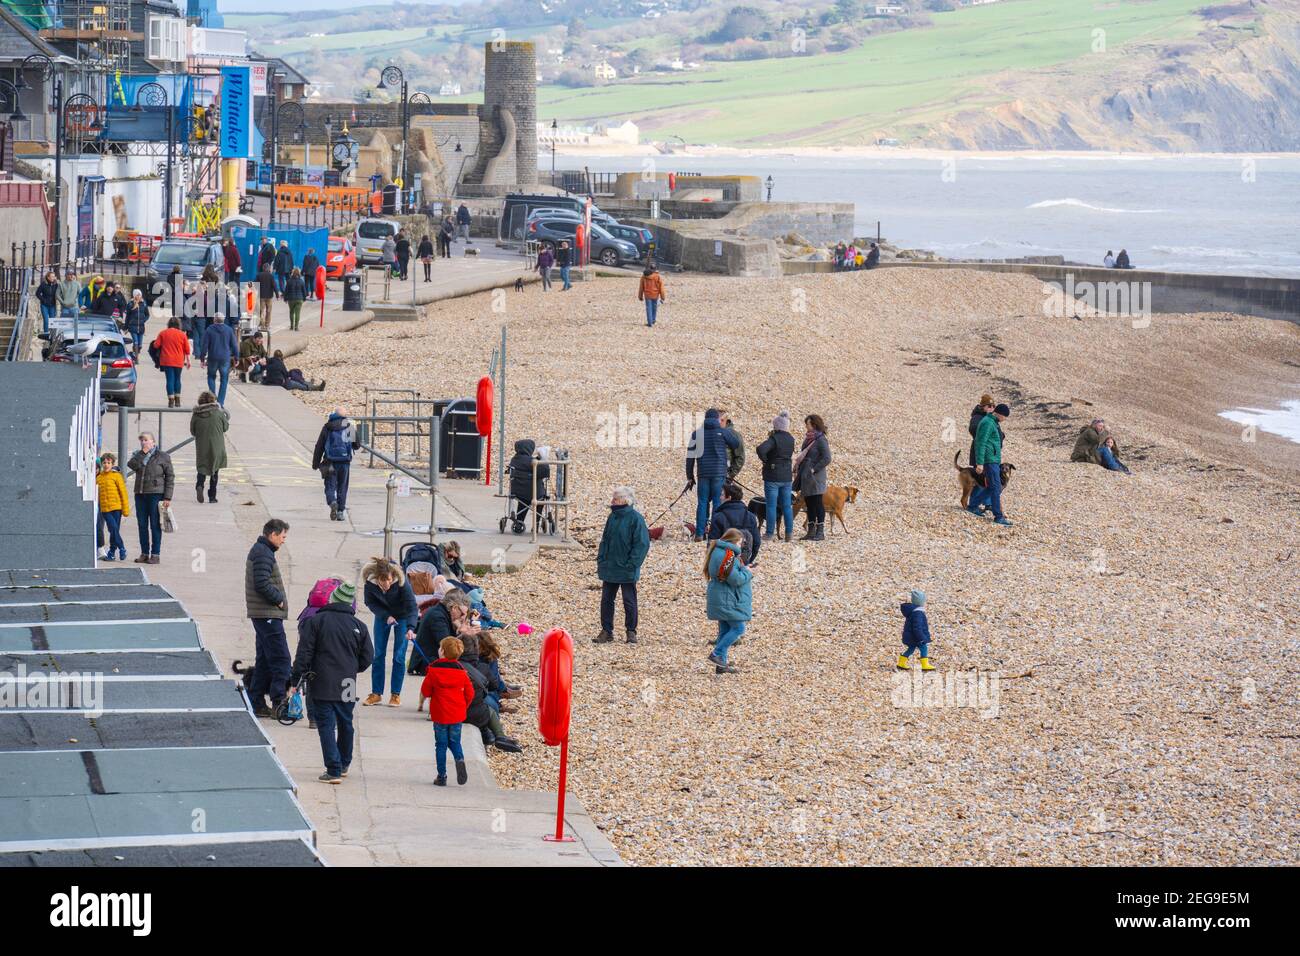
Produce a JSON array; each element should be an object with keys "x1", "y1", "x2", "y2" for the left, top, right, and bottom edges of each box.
[
  {"x1": 524, "y1": 207, "x2": 620, "y2": 230},
  {"x1": 354, "y1": 218, "x2": 400, "y2": 265},
  {"x1": 147, "y1": 238, "x2": 223, "y2": 288},
  {"x1": 607, "y1": 224, "x2": 655, "y2": 259},
  {"x1": 43, "y1": 329, "x2": 137, "y2": 407},
  {"x1": 501, "y1": 192, "x2": 612, "y2": 241},
  {"x1": 527, "y1": 217, "x2": 639, "y2": 266},
  {"x1": 325, "y1": 235, "x2": 356, "y2": 279}
]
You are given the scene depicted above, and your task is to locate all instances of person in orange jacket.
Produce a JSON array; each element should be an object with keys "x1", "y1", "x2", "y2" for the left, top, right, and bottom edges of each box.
[
  {"x1": 420, "y1": 636, "x2": 475, "y2": 786},
  {"x1": 152, "y1": 316, "x2": 191, "y2": 407},
  {"x1": 638, "y1": 264, "x2": 665, "y2": 327}
]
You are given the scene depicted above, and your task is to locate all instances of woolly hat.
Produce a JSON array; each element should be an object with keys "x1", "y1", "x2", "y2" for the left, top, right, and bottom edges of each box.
[
  {"x1": 909, "y1": 589, "x2": 926, "y2": 607},
  {"x1": 773, "y1": 410, "x2": 791, "y2": 432},
  {"x1": 994, "y1": 403, "x2": 1011, "y2": 417},
  {"x1": 331, "y1": 581, "x2": 357, "y2": 605}
]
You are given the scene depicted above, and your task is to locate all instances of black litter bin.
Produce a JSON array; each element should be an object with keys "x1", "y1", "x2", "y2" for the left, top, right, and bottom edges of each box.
[
  {"x1": 342, "y1": 272, "x2": 363, "y2": 311},
  {"x1": 382, "y1": 184, "x2": 399, "y2": 216},
  {"x1": 435, "y1": 397, "x2": 483, "y2": 479}
]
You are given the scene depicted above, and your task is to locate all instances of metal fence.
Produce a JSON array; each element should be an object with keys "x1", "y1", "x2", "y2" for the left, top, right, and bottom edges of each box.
[
  {"x1": 8, "y1": 237, "x2": 122, "y2": 276},
  {"x1": 2, "y1": 267, "x2": 34, "y2": 362}
]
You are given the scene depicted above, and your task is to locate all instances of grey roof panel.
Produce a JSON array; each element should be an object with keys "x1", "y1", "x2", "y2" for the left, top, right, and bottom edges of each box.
[
  {"x1": 1, "y1": 568, "x2": 147, "y2": 587},
  {"x1": 0, "y1": 678, "x2": 245, "y2": 714},
  {"x1": 0, "y1": 712, "x2": 269, "y2": 752},
  {"x1": 0, "y1": 838, "x2": 323, "y2": 867},
  {"x1": 0, "y1": 747, "x2": 292, "y2": 798},
  {"x1": 0, "y1": 601, "x2": 187, "y2": 625},
  {"x1": 0, "y1": 650, "x2": 219, "y2": 677},
  {"x1": 0, "y1": 621, "x2": 201, "y2": 653}
]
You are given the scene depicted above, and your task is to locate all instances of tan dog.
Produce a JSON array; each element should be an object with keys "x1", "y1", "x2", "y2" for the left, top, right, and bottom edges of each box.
[
  {"x1": 953, "y1": 450, "x2": 1015, "y2": 509},
  {"x1": 792, "y1": 484, "x2": 859, "y2": 535}
]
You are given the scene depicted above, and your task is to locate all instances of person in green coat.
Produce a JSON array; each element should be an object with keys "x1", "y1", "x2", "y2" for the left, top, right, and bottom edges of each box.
[
  {"x1": 593, "y1": 485, "x2": 650, "y2": 645},
  {"x1": 969, "y1": 402, "x2": 1012, "y2": 526},
  {"x1": 190, "y1": 391, "x2": 229, "y2": 503}
]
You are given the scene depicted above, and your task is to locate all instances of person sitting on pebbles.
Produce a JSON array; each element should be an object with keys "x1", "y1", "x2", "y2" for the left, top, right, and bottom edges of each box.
[
  {"x1": 1071, "y1": 418, "x2": 1130, "y2": 474},
  {"x1": 897, "y1": 589, "x2": 934, "y2": 672}
]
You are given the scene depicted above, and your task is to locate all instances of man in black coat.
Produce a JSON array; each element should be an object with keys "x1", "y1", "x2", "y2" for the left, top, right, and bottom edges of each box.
[
  {"x1": 291, "y1": 581, "x2": 373, "y2": 783},
  {"x1": 394, "y1": 232, "x2": 411, "y2": 280},
  {"x1": 244, "y1": 518, "x2": 290, "y2": 716},
  {"x1": 756, "y1": 412, "x2": 796, "y2": 540},
  {"x1": 273, "y1": 241, "x2": 294, "y2": 297},
  {"x1": 707, "y1": 483, "x2": 761, "y2": 564},
  {"x1": 301, "y1": 248, "x2": 320, "y2": 300}
]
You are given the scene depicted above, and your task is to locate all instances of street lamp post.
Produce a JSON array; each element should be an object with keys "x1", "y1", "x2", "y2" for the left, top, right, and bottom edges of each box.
[
  {"x1": 134, "y1": 82, "x2": 174, "y2": 237},
  {"x1": 268, "y1": 71, "x2": 282, "y2": 225},
  {"x1": 551, "y1": 118, "x2": 558, "y2": 185},
  {"x1": 378, "y1": 65, "x2": 409, "y2": 212},
  {"x1": 765, "y1": 175, "x2": 774, "y2": 201},
  {"x1": 19, "y1": 55, "x2": 64, "y2": 265}
]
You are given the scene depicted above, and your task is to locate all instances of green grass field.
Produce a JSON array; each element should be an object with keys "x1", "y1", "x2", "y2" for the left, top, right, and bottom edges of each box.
[{"x1": 537, "y1": 0, "x2": 1211, "y2": 145}]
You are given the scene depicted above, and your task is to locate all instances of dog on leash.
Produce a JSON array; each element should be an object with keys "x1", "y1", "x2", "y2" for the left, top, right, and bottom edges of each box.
[
  {"x1": 953, "y1": 450, "x2": 1015, "y2": 509},
  {"x1": 791, "y1": 484, "x2": 859, "y2": 535},
  {"x1": 514, "y1": 276, "x2": 525, "y2": 292}
]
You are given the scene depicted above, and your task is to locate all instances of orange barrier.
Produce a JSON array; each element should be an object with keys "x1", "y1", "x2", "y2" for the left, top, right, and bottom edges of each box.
[{"x1": 274, "y1": 185, "x2": 371, "y2": 211}]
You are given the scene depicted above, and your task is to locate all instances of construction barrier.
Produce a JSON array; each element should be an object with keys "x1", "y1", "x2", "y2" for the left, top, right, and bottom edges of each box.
[{"x1": 274, "y1": 185, "x2": 371, "y2": 212}]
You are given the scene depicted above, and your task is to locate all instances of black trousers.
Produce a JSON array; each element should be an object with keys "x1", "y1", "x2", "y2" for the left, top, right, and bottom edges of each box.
[
  {"x1": 423, "y1": 259, "x2": 432, "y2": 281},
  {"x1": 600, "y1": 581, "x2": 638, "y2": 633},
  {"x1": 196, "y1": 471, "x2": 219, "y2": 500},
  {"x1": 804, "y1": 493, "x2": 826, "y2": 524}
]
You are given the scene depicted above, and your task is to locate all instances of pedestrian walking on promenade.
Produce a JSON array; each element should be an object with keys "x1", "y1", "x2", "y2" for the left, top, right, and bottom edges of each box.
[
  {"x1": 456, "y1": 202, "x2": 472, "y2": 243},
  {"x1": 189, "y1": 391, "x2": 228, "y2": 504},
  {"x1": 301, "y1": 248, "x2": 320, "y2": 300},
  {"x1": 245, "y1": 518, "x2": 292, "y2": 717},
  {"x1": 257, "y1": 263, "x2": 275, "y2": 330},
  {"x1": 95, "y1": 453, "x2": 129, "y2": 562},
  {"x1": 685, "y1": 408, "x2": 740, "y2": 541},
  {"x1": 126, "y1": 432, "x2": 173, "y2": 565},
  {"x1": 536, "y1": 245, "x2": 554, "y2": 290},
  {"x1": 557, "y1": 240, "x2": 572, "y2": 290},
  {"x1": 312, "y1": 407, "x2": 360, "y2": 521},
  {"x1": 284, "y1": 267, "x2": 307, "y2": 331},
  {"x1": 56, "y1": 269, "x2": 80, "y2": 318},
  {"x1": 420, "y1": 635, "x2": 473, "y2": 786},
  {"x1": 439, "y1": 215, "x2": 455, "y2": 257},
  {"x1": 638, "y1": 264, "x2": 665, "y2": 326},
  {"x1": 705, "y1": 528, "x2": 752, "y2": 675},
  {"x1": 362, "y1": 557, "x2": 418, "y2": 707},
  {"x1": 418, "y1": 234, "x2": 434, "y2": 281},
  {"x1": 756, "y1": 411, "x2": 795, "y2": 541},
  {"x1": 123, "y1": 289, "x2": 149, "y2": 358},
  {"x1": 152, "y1": 316, "x2": 191, "y2": 408},
  {"x1": 291, "y1": 580, "x2": 373, "y2": 783},
  {"x1": 273, "y1": 240, "x2": 293, "y2": 297},
  {"x1": 793, "y1": 414, "x2": 832, "y2": 541},
  {"x1": 395, "y1": 231, "x2": 411, "y2": 280},
  {"x1": 222, "y1": 237, "x2": 242, "y2": 286},
  {"x1": 593, "y1": 485, "x2": 650, "y2": 645},
  {"x1": 36, "y1": 270, "x2": 58, "y2": 330},
  {"x1": 198, "y1": 313, "x2": 238, "y2": 406},
  {"x1": 381, "y1": 234, "x2": 398, "y2": 277}
]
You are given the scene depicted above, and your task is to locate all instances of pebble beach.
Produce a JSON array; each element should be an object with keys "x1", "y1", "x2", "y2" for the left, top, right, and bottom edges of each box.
[{"x1": 297, "y1": 267, "x2": 1300, "y2": 866}]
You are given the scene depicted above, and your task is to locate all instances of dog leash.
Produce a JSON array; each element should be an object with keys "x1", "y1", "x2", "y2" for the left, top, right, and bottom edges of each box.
[{"x1": 647, "y1": 482, "x2": 692, "y2": 529}]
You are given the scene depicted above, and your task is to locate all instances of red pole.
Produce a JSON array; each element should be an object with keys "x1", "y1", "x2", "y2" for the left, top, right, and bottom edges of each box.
[
  {"x1": 319, "y1": 295, "x2": 325, "y2": 328},
  {"x1": 554, "y1": 738, "x2": 568, "y2": 841},
  {"x1": 483, "y1": 433, "x2": 491, "y2": 485}
]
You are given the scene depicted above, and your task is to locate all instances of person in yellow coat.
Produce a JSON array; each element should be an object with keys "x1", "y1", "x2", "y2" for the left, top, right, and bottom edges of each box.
[{"x1": 96, "y1": 454, "x2": 130, "y2": 561}]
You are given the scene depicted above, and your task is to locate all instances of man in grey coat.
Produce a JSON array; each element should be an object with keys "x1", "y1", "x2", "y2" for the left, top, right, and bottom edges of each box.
[
  {"x1": 126, "y1": 432, "x2": 174, "y2": 564},
  {"x1": 244, "y1": 518, "x2": 291, "y2": 716}
]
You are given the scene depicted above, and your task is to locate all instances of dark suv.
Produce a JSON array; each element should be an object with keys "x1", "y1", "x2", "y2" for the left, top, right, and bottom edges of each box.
[{"x1": 527, "y1": 217, "x2": 639, "y2": 266}]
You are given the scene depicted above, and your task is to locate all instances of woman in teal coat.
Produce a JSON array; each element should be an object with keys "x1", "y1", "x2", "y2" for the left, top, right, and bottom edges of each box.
[{"x1": 705, "y1": 528, "x2": 752, "y2": 674}]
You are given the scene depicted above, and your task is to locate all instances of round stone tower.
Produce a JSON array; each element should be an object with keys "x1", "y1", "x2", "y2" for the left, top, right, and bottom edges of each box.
[{"x1": 482, "y1": 40, "x2": 537, "y2": 187}]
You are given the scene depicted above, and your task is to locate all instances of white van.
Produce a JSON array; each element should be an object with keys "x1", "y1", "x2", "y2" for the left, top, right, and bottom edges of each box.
[{"x1": 355, "y1": 217, "x2": 400, "y2": 264}]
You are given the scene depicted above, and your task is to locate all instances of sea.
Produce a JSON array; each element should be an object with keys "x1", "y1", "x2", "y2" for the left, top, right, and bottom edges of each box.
[{"x1": 563, "y1": 152, "x2": 1300, "y2": 279}]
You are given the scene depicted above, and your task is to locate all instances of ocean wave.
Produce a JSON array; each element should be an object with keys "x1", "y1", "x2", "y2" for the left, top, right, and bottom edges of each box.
[
  {"x1": 1027, "y1": 198, "x2": 1166, "y2": 214},
  {"x1": 1150, "y1": 244, "x2": 1256, "y2": 260}
]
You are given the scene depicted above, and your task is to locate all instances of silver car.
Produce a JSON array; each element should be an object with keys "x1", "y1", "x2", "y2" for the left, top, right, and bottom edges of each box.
[{"x1": 355, "y1": 218, "x2": 400, "y2": 265}]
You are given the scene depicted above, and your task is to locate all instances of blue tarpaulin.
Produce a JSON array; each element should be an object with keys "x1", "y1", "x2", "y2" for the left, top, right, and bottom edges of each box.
[{"x1": 230, "y1": 225, "x2": 330, "y2": 275}]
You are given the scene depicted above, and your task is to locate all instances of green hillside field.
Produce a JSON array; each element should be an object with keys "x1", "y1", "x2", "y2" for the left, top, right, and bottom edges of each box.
[{"x1": 536, "y1": 0, "x2": 1211, "y2": 145}]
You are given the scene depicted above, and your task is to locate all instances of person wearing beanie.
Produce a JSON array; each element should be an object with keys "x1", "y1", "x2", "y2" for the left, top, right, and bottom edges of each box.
[
  {"x1": 970, "y1": 403, "x2": 1013, "y2": 526},
  {"x1": 897, "y1": 590, "x2": 933, "y2": 671},
  {"x1": 291, "y1": 576, "x2": 373, "y2": 784},
  {"x1": 968, "y1": 394, "x2": 996, "y2": 466},
  {"x1": 756, "y1": 412, "x2": 796, "y2": 541}
]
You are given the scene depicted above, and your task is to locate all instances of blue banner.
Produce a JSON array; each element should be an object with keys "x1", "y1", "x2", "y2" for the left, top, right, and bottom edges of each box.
[{"x1": 220, "y1": 66, "x2": 252, "y2": 159}]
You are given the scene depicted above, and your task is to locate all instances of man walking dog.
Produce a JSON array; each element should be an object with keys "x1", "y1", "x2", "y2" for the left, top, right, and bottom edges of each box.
[{"x1": 969, "y1": 403, "x2": 1013, "y2": 526}]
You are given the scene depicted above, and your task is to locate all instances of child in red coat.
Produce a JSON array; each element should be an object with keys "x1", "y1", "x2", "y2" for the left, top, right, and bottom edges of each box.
[{"x1": 419, "y1": 636, "x2": 474, "y2": 786}]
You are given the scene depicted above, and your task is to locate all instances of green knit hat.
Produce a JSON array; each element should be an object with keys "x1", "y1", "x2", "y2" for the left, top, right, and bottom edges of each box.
[{"x1": 331, "y1": 581, "x2": 356, "y2": 605}]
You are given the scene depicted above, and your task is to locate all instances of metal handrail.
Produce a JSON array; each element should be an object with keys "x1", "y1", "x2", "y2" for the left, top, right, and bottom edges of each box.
[
  {"x1": 4, "y1": 267, "x2": 34, "y2": 361},
  {"x1": 113, "y1": 404, "x2": 196, "y2": 475}
]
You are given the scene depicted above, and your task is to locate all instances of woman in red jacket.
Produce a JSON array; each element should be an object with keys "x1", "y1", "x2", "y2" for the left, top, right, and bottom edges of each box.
[
  {"x1": 152, "y1": 316, "x2": 191, "y2": 407},
  {"x1": 419, "y1": 635, "x2": 474, "y2": 786}
]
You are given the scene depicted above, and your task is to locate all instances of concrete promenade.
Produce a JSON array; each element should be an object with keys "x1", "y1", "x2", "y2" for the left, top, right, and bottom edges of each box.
[{"x1": 100, "y1": 261, "x2": 621, "y2": 867}]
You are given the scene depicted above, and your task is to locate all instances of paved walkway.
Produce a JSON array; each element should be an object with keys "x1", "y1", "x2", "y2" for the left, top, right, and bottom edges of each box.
[{"x1": 100, "y1": 267, "x2": 620, "y2": 867}]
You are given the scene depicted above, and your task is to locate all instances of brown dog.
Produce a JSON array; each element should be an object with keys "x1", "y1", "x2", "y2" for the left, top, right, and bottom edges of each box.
[
  {"x1": 953, "y1": 450, "x2": 1015, "y2": 508},
  {"x1": 792, "y1": 484, "x2": 859, "y2": 535}
]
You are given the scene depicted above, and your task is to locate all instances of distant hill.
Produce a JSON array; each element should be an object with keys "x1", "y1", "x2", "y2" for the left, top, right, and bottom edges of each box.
[{"x1": 242, "y1": 0, "x2": 1300, "y2": 151}]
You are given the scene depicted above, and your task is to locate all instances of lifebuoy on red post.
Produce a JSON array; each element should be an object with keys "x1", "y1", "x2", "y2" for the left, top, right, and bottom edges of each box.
[
  {"x1": 537, "y1": 627, "x2": 575, "y2": 842},
  {"x1": 476, "y1": 375, "x2": 494, "y2": 484}
]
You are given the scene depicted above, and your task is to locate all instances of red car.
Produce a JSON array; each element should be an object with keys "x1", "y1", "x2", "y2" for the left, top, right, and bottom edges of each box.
[{"x1": 325, "y1": 236, "x2": 356, "y2": 279}]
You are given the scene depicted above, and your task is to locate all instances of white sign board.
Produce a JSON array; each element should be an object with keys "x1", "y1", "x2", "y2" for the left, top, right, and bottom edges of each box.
[
  {"x1": 397, "y1": 477, "x2": 412, "y2": 498},
  {"x1": 251, "y1": 62, "x2": 268, "y2": 97}
]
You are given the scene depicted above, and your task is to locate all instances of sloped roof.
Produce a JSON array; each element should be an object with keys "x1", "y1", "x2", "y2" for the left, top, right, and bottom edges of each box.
[{"x1": 0, "y1": 6, "x2": 62, "y2": 61}]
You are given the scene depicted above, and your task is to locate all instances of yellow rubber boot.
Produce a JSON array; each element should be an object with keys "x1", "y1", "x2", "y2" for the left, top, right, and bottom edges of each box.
[
  {"x1": 919, "y1": 657, "x2": 936, "y2": 672},
  {"x1": 896, "y1": 654, "x2": 911, "y2": 670}
]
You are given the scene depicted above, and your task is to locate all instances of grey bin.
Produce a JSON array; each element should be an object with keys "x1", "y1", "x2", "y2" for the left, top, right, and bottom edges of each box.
[{"x1": 342, "y1": 272, "x2": 363, "y2": 311}]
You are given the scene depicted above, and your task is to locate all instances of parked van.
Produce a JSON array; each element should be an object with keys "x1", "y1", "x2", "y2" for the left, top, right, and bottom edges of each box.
[{"x1": 354, "y1": 217, "x2": 400, "y2": 264}]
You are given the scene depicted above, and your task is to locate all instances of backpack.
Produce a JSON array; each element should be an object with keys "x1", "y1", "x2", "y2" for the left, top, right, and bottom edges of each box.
[
  {"x1": 324, "y1": 423, "x2": 352, "y2": 461},
  {"x1": 297, "y1": 577, "x2": 348, "y2": 625}
]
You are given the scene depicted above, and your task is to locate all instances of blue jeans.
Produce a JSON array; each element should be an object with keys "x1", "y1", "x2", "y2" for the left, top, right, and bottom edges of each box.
[
  {"x1": 60, "y1": 305, "x2": 76, "y2": 318},
  {"x1": 129, "y1": 330, "x2": 142, "y2": 354},
  {"x1": 713, "y1": 620, "x2": 746, "y2": 665},
  {"x1": 274, "y1": 272, "x2": 286, "y2": 295},
  {"x1": 763, "y1": 480, "x2": 793, "y2": 538},
  {"x1": 694, "y1": 476, "x2": 724, "y2": 538},
  {"x1": 983, "y1": 462, "x2": 1005, "y2": 520},
  {"x1": 311, "y1": 699, "x2": 355, "y2": 778},
  {"x1": 206, "y1": 358, "x2": 231, "y2": 406},
  {"x1": 644, "y1": 298, "x2": 658, "y2": 325},
  {"x1": 434, "y1": 722, "x2": 464, "y2": 777},
  {"x1": 101, "y1": 510, "x2": 125, "y2": 556},
  {"x1": 902, "y1": 641, "x2": 929, "y2": 658},
  {"x1": 162, "y1": 365, "x2": 182, "y2": 396},
  {"x1": 40, "y1": 302, "x2": 55, "y2": 331},
  {"x1": 560, "y1": 264, "x2": 571, "y2": 290},
  {"x1": 249, "y1": 617, "x2": 291, "y2": 705},
  {"x1": 134, "y1": 493, "x2": 163, "y2": 555},
  {"x1": 323, "y1": 460, "x2": 351, "y2": 510},
  {"x1": 1097, "y1": 445, "x2": 1128, "y2": 472},
  {"x1": 371, "y1": 614, "x2": 413, "y2": 696}
]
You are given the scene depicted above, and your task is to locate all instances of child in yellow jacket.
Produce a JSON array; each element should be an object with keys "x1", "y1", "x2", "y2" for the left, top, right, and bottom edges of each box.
[{"x1": 96, "y1": 454, "x2": 130, "y2": 561}]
